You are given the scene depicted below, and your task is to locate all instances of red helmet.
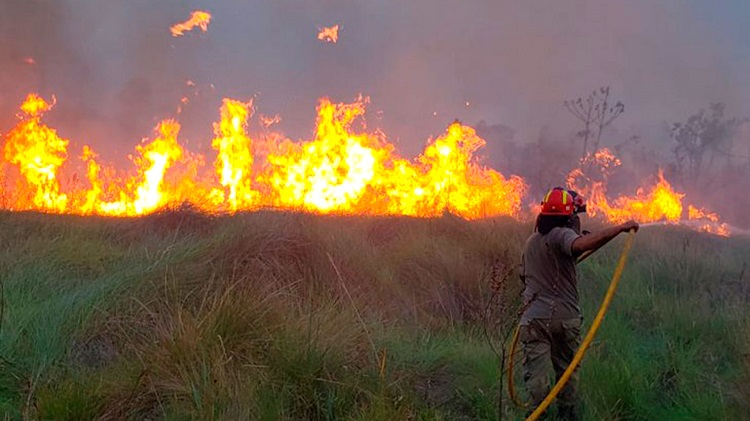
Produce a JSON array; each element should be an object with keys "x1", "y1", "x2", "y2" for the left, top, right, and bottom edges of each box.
[{"x1": 541, "y1": 187, "x2": 579, "y2": 216}]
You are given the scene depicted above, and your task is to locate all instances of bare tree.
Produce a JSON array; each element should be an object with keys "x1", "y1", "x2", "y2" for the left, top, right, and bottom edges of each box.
[{"x1": 564, "y1": 86, "x2": 625, "y2": 163}]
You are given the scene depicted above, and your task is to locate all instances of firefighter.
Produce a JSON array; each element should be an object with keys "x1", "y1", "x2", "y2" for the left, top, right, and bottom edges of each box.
[{"x1": 519, "y1": 187, "x2": 638, "y2": 420}]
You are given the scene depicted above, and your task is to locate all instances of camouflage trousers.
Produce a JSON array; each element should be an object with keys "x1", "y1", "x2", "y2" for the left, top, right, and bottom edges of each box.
[{"x1": 520, "y1": 318, "x2": 582, "y2": 421}]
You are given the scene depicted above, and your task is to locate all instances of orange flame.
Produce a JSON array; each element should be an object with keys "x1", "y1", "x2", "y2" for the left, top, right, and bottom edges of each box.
[
  {"x1": 568, "y1": 148, "x2": 683, "y2": 223},
  {"x1": 1, "y1": 95, "x2": 738, "y2": 237},
  {"x1": 688, "y1": 205, "x2": 730, "y2": 236},
  {"x1": 259, "y1": 98, "x2": 526, "y2": 217},
  {"x1": 79, "y1": 145, "x2": 103, "y2": 214},
  {"x1": 3, "y1": 94, "x2": 68, "y2": 212},
  {"x1": 80, "y1": 120, "x2": 186, "y2": 216},
  {"x1": 0, "y1": 94, "x2": 526, "y2": 219},
  {"x1": 2, "y1": 95, "x2": 735, "y2": 236},
  {"x1": 0, "y1": 95, "x2": 735, "y2": 235},
  {"x1": 599, "y1": 170, "x2": 684, "y2": 224},
  {"x1": 317, "y1": 25, "x2": 339, "y2": 43},
  {"x1": 211, "y1": 98, "x2": 256, "y2": 211},
  {"x1": 171, "y1": 11, "x2": 212, "y2": 37},
  {"x1": 567, "y1": 148, "x2": 731, "y2": 235}
]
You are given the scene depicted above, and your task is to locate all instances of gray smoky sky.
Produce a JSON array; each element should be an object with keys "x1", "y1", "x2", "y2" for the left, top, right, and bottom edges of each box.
[{"x1": 1, "y1": 0, "x2": 750, "y2": 164}]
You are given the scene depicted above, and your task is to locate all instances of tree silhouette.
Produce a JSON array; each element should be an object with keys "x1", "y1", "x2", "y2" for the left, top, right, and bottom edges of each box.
[
  {"x1": 564, "y1": 86, "x2": 625, "y2": 164},
  {"x1": 671, "y1": 103, "x2": 736, "y2": 185}
]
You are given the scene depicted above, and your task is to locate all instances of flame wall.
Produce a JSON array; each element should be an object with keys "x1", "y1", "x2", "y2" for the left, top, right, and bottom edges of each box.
[{"x1": 0, "y1": 94, "x2": 526, "y2": 219}]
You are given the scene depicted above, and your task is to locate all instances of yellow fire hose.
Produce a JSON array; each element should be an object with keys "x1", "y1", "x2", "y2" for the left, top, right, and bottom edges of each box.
[{"x1": 507, "y1": 230, "x2": 636, "y2": 421}]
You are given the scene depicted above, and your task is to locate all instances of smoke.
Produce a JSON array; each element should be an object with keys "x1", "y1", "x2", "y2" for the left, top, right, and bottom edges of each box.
[{"x1": 1, "y1": 0, "x2": 748, "y2": 222}]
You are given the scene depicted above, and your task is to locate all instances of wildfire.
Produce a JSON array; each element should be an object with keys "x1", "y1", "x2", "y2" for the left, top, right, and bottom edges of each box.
[
  {"x1": 317, "y1": 25, "x2": 339, "y2": 43},
  {"x1": 258, "y1": 98, "x2": 526, "y2": 217},
  {"x1": 171, "y1": 10, "x2": 212, "y2": 37},
  {"x1": 688, "y1": 205, "x2": 730, "y2": 236},
  {"x1": 0, "y1": 93, "x2": 734, "y2": 235},
  {"x1": 210, "y1": 98, "x2": 256, "y2": 211},
  {"x1": 597, "y1": 170, "x2": 684, "y2": 224},
  {"x1": 3, "y1": 94, "x2": 68, "y2": 212},
  {"x1": 567, "y1": 148, "x2": 730, "y2": 236},
  {"x1": 78, "y1": 120, "x2": 189, "y2": 216},
  {"x1": 0, "y1": 93, "x2": 526, "y2": 219}
]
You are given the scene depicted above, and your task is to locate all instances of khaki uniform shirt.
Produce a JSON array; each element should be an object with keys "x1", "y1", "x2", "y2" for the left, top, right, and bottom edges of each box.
[{"x1": 520, "y1": 227, "x2": 581, "y2": 324}]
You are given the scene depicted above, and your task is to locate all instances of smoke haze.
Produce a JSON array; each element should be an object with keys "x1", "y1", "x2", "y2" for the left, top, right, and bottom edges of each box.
[{"x1": 1, "y1": 0, "x2": 749, "y2": 222}]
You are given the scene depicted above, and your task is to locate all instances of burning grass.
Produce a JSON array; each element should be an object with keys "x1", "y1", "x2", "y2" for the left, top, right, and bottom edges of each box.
[
  {"x1": 0, "y1": 210, "x2": 747, "y2": 419},
  {"x1": 1, "y1": 93, "x2": 737, "y2": 238},
  {"x1": 1, "y1": 93, "x2": 526, "y2": 220}
]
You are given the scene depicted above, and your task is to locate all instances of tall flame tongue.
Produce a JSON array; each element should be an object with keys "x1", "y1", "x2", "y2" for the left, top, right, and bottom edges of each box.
[
  {"x1": 0, "y1": 94, "x2": 526, "y2": 219},
  {"x1": 3, "y1": 94, "x2": 68, "y2": 212},
  {"x1": 79, "y1": 145, "x2": 103, "y2": 214},
  {"x1": 88, "y1": 120, "x2": 185, "y2": 216},
  {"x1": 211, "y1": 98, "x2": 256, "y2": 211},
  {"x1": 130, "y1": 121, "x2": 184, "y2": 214}
]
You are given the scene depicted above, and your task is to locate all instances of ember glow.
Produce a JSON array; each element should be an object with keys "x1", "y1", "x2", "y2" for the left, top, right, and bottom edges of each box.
[
  {"x1": 170, "y1": 11, "x2": 212, "y2": 37},
  {"x1": 317, "y1": 25, "x2": 339, "y2": 43},
  {"x1": 0, "y1": 93, "x2": 526, "y2": 219}
]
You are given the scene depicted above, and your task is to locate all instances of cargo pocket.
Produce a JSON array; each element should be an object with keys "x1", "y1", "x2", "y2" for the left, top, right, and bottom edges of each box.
[{"x1": 561, "y1": 318, "x2": 582, "y2": 345}]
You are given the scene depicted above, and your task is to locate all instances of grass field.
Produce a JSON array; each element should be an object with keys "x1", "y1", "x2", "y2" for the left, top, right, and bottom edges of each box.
[{"x1": 0, "y1": 209, "x2": 748, "y2": 420}]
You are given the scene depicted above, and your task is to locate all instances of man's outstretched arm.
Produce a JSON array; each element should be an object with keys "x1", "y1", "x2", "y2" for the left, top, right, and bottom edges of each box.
[{"x1": 571, "y1": 220, "x2": 639, "y2": 258}]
